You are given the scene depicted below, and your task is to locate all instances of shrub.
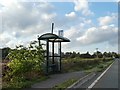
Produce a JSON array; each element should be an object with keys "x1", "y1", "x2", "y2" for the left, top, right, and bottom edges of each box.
[{"x1": 3, "y1": 41, "x2": 45, "y2": 88}]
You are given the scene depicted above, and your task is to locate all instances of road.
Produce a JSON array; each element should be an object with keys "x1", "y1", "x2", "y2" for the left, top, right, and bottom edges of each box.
[
  {"x1": 72, "y1": 59, "x2": 119, "y2": 89},
  {"x1": 31, "y1": 71, "x2": 86, "y2": 88},
  {"x1": 93, "y1": 59, "x2": 118, "y2": 88}
]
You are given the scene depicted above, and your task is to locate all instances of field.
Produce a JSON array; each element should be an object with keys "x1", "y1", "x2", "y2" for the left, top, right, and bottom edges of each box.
[{"x1": 62, "y1": 57, "x2": 113, "y2": 73}]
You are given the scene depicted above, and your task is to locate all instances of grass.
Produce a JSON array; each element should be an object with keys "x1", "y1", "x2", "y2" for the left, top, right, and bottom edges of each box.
[
  {"x1": 85, "y1": 60, "x2": 114, "y2": 73},
  {"x1": 2, "y1": 76, "x2": 49, "y2": 89},
  {"x1": 62, "y1": 57, "x2": 114, "y2": 73},
  {"x1": 52, "y1": 78, "x2": 77, "y2": 90}
]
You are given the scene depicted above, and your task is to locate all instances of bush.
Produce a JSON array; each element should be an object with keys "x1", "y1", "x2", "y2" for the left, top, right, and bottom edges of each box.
[{"x1": 3, "y1": 41, "x2": 45, "y2": 88}]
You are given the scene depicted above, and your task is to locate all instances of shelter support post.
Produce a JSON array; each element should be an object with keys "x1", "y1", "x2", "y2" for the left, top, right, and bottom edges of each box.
[
  {"x1": 52, "y1": 42, "x2": 55, "y2": 72},
  {"x1": 59, "y1": 42, "x2": 62, "y2": 72},
  {"x1": 46, "y1": 40, "x2": 49, "y2": 74}
]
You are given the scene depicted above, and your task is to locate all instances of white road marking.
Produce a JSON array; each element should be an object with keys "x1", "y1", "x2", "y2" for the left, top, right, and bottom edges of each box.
[
  {"x1": 87, "y1": 61, "x2": 115, "y2": 90},
  {"x1": 67, "y1": 73, "x2": 95, "y2": 89}
]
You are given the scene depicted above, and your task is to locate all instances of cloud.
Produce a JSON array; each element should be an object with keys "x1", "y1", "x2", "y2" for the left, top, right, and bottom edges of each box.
[
  {"x1": 41, "y1": 13, "x2": 57, "y2": 21},
  {"x1": 64, "y1": 27, "x2": 79, "y2": 39},
  {"x1": 62, "y1": 22, "x2": 88, "y2": 48},
  {"x1": 65, "y1": 12, "x2": 76, "y2": 19},
  {"x1": 98, "y1": 15, "x2": 117, "y2": 26},
  {"x1": 2, "y1": 1, "x2": 56, "y2": 29},
  {"x1": 77, "y1": 25, "x2": 118, "y2": 45},
  {"x1": 0, "y1": 31, "x2": 13, "y2": 47},
  {"x1": 0, "y1": 1, "x2": 57, "y2": 48},
  {"x1": 73, "y1": 0, "x2": 94, "y2": 16},
  {"x1": 74, "y1": 0, "x2": 88, "y2": 11}
]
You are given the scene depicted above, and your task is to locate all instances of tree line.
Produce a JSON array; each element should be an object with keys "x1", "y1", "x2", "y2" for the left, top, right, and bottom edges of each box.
[{"x1": 61, "y1": 51, "x2": 119, "y2": 59}]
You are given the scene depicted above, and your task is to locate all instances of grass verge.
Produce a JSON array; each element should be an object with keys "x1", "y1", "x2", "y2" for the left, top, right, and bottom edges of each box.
[
  {"x1": 52, "y1": 78, "x2": 77, "y2": 90},
  {"x1": 85, "y1": 60, "x2": 114, "y2": 73},
  {"x1": 2, "y1": 76, "x2": 49, "y2": 89},
  {"x1": 62, "y1": 58, "x2": 114, "y2": 73}
]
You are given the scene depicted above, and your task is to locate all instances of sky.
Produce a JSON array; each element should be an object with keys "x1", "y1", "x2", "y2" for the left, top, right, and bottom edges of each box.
[{"x1": 0, "y1": 0, "x2": 118, "y2": 54}]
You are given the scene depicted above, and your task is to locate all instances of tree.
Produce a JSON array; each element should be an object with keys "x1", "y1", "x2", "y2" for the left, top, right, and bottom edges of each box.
[
  {"x1": 70, "y1": 51, "x2": 76, "y2": 58},
  {"x1": 64, "y1": 52, "x2": 72, "y2": 58},
  {"x1": 112, "y1": 52, "x2": 119, "y2": 58},
  {"x1": 76, "y1": 52, "x2": 80, "y2": 57},
  {"x1": 103, "y1": 52, "x2": 112, "y2": 58},
  {"x1": 80, "y1": 52, "x2": 92, "y2": 58},
  {"x1": 93, "y1": 51, "x2": 103, "y2": 58},
  {"x1": 1, "y1": 47, "x2": 10, "y2": 62},
  {"x1": 97, "y1": 51, "x2": 103, "y2": 58}
]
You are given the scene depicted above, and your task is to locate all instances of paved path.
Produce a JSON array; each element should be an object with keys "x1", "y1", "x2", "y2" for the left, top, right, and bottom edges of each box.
[
  {"x1": 31, "y1": 71, "x2": 86, "y2": 88},
  {"x1": 93, "y1": 59, "x2": 118, "y2": 88}
]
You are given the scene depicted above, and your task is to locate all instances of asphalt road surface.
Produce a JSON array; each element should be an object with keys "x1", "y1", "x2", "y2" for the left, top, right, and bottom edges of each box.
[
  {"x1": 73, "y1": 59, "x2": 119, "y2": 89},
  {"x1": 93, "y1": 59, "x2": 119, "y2": 88}
]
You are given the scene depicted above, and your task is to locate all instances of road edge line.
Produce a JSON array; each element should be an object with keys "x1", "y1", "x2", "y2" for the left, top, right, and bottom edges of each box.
[
  {"x1": 67, "y1": 72, "x2": 96, "y2": 89},
  {"x1": 87, "y1": 61, "x2": 115, "y2": 89}
]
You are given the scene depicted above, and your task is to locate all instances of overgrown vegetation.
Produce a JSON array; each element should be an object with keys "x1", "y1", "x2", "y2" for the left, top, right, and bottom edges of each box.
[
  {"x1": 62, "y1": 57, "x2": 114, "y2": 73},
  {"x1": 2, "y1": 41, "x2": 46, "y2": 88},
  {"x1": 62, "y1": 51, "x2": 119, "y2": 59},
  {"x1": 84, "y1": 60, "x2": 113, "y2": 73},
  {"x1": 1, "y1": 41, "x2": 118, "y2": 88},
  {"x1": 53, "y1": 78, "x2": 77, "y2": 90}
]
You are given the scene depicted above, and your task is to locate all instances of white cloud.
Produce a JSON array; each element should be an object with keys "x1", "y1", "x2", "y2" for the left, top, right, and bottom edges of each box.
[
  {"x1": 83, "y1": 19, "x2": 92, "y2": 24},
  {"x1": 41, "y1": 13, "x2": 56, "y2": 21},
  {"x1": 0, "y1": 31, "x2": 13, "y2": 47},
  {"x1": 0, "y1": 1, "x2": 57, "y2": 48},
  {"x1": 62, "y1": 23, "x2": 86, "y2": 48},
  {"x1": 74, "y1": 0, "x2": 88, "y2": 11},
  {"x1": 65, "y1": 12, "x2": 76, "y2": 18},
  {"x1": 98, "y1": 15, "x2": 116, "y2": 26},
  {"x1": 77, "y1": 25, "x2": 118, "y2": 45},
  {"x1": 73, "y1": 0, "x2": 94, "y2": 16},
  {"x1": 64, "y1": 27, "x2": 78, "y2": 39},
  {"x1": 2, "y1": 1, "x2": 56, "y2": 29},
  {"x1": 63, "y1": 19, "x2": 92, "y2": 39},
  {"x1": 0, "y1": 0, "x2": 16, "y2": 7}
]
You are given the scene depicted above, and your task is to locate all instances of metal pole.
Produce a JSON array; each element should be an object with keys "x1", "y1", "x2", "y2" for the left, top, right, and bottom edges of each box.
[
  {"x1": 38, "y1": 35, "x2": 40, "y2": 46},
  {"x1": 58, "y1": 30, "x2": 63, "y2": 72},
  {"x1": 96, "y1": 48, "x2": 98, "y2": 58},
  {"x1": 52, "y1": 23, "x2": 54, "y2": 34},
  {"x1": 52, "y1": 42, "x2": 54, "y2": 64},
  {"x1": 51, "y1": 23, "x2": 54, "y2": 72},
  {"x1": 52, "y1": 42, "x2": 55, "y2": 72},
  {"x1": 46, "y1": 40, "x2": 49, "y2": 74},
  {"x1": 59, "y1": 42, "x2": 62, "y2": 72},
  {"x1": 38, "y1": 40, "x2": 40, "y2": 47}
]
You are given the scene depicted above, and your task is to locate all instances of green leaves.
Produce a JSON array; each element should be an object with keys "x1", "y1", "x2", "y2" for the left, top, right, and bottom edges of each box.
[{"x1": 4, "y1": 40, "x2": 45, "y2": 86}]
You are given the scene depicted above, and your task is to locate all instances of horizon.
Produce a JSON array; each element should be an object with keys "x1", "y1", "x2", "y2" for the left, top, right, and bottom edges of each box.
[{"x1": 0, "y1": 46, "x2": 118, "y2": 55}]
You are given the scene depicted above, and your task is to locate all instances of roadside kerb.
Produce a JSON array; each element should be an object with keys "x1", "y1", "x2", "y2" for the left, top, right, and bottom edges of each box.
[
  {"x1": 66, "y1": 72, "x2": 96, "y2": 89},
  {"x1": 87, "y1": 61, "x2": 115, "y2": 90}
]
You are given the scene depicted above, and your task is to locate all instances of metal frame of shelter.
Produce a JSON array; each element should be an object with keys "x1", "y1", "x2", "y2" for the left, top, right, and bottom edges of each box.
[{"x1": 38, "y1": 23, "x2": 70, "y2": 74}]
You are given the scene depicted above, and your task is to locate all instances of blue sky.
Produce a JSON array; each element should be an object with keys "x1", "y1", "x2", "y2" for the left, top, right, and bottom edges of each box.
[{"x1": 0, "y1": 0, "x2": 118, "y2": 54}]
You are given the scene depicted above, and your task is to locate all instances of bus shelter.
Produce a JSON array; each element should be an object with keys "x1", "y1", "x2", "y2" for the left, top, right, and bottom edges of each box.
[{"x1": 38, "y1": 24, "x2": 70, "y2": 74}]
